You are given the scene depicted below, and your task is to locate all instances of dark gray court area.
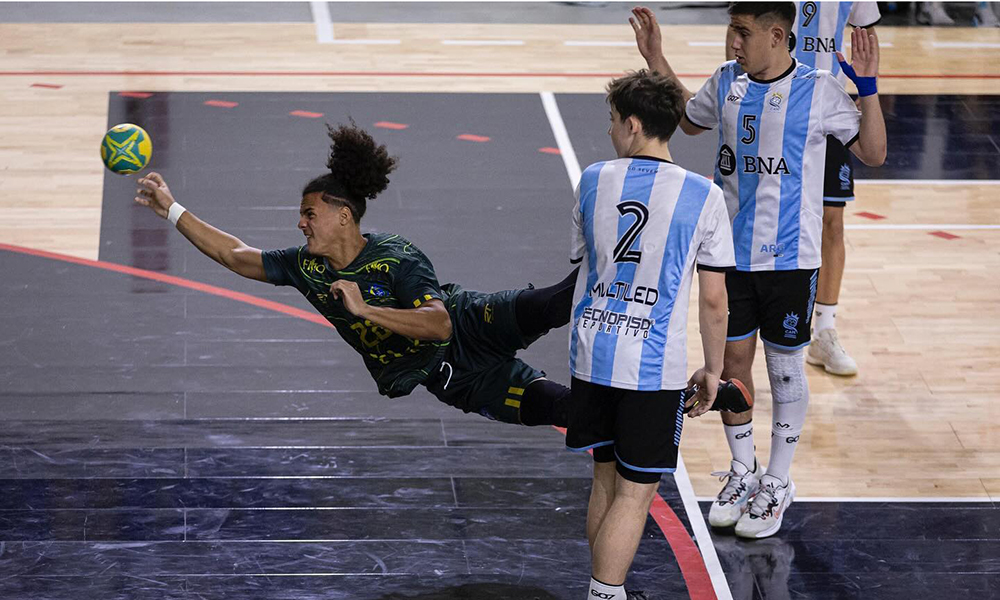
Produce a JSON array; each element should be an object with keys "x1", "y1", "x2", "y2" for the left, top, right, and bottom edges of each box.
[{"x1": 1, "y1": 91, "x2": 998, "y2": 600}]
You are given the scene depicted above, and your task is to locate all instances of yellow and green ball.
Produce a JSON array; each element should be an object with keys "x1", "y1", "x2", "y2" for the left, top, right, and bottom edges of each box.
[{"x1": 100, "y1": 123, "x2": 152, "y2": 175}]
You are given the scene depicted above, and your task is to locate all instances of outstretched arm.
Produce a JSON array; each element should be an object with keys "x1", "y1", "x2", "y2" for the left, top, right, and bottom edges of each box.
[
  {"x1": 838, "y1": 27, "x2": 887, "y2": 166},
  {"x1": 134, "y1": 172, "x2": 268, "y2": 282}
]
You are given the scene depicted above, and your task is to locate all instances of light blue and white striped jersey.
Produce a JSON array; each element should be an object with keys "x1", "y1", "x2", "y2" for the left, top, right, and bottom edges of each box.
[
  {"x1": 792, "y1": 1, "x2": 881, "y2": 86},
  {"x1": 569, "y1": 158, "x2": 734, "y2": 391},
  {"x1": 685, "y1": 60, "x2": 861, "y2": 271}
]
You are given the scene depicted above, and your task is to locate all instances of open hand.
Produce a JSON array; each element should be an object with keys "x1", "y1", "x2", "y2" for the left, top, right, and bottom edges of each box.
[
  {"x1": 629, "y1": 6, "x2": 663, "y2": 65},
  {"x1": 134, "y1": 172, "x2": 177, "y2": 220},
  {"x1": 836, "y1": 27, "x2": 879, "y2": 78}
]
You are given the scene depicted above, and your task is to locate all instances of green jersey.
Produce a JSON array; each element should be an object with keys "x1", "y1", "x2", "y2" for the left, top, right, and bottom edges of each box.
[{"x1": 262, "y1": 232, "x2": 448, "y2": 398}]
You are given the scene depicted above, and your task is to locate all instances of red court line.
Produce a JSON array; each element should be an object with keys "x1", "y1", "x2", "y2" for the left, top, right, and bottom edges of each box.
[
  {"x1": 0, "y1": 243, "x2": 332, "y2": 329},
  {"x1": 1, "y1": 241, "x2": 716, "y2": 600},
  {"x1": 551, "y1": 427, "x2": 716, "y2": 599},
  {"x1": 1, "y1": 70, "x2": 998, "y2": 79}
]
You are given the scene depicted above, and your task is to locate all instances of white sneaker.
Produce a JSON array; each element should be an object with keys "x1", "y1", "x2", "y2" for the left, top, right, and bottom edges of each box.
[
  {"x1": 917, "y1": 2, "x2": 955, "y2": 26},
  {"x1": 807, "y1": 328, "x2": 858, "y2": 376},
  {"x1": 735, "y1": 475, "x2": 795, "y2": 539},
  {"x1": 708, "y1": 459, "x2": 762, "y2": 528},
  {"x1": 974, "y1": 4, "x2": 1000, "y2": 27}
]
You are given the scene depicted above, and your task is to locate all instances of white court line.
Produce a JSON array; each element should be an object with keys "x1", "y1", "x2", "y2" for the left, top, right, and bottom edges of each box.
[
  {"x1": 697, "y1": 496, "x2": 994, "y2": 503},
  {"x1": 845, "y1": 224, "x2": 1000, "y2": 230},
  {"x1": 442, "y1": 40, "x2": 525, "y2": 46},
  {"x1": 539, "y1": 92, "x2": 582, "y2": 189},
  {"x1": 855, "y1": 179, "x2": 1000, "y2": 185},
  {"x1": 676, "y1": 455, "x2": 735, "y2": 600},
  {"x1": 309, "y1": 1, "x2": 334, "y2": 44},
  {"x1": 540, "y1": 91, "x2": 731, "y2": 600},
  {"x1": 688, "y1": 41, "x2": 725, "y2": 47},
  {"x1": 930, "y1": 41, "x2": 1000, "y2": 49},
  {"x1": 327, "y1": 39, "x2": 401, "y2": 45},
  {"x1": 564, "y1": 40, "x2": 634, "y2": 47}
]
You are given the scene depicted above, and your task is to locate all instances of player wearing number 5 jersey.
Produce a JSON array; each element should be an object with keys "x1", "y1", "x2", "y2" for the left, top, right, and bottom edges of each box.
[
  {"x1": 133, "y1": 123, "x2": 576, "y2": 429},
  {"x1": 729, "y1": 1, "x2": 881, "y2": 376},
  {"x1": 631, "y1": 2, "x2": 885, "y2": 538}
]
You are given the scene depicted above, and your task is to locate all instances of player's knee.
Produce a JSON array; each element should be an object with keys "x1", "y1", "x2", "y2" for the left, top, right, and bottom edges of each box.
[
  {"x1": 764, "y1": 345, "x2": 807, "y2": 406},
  {"x1": 519, "y1": 378, "x2": 570, "y2": 427}
]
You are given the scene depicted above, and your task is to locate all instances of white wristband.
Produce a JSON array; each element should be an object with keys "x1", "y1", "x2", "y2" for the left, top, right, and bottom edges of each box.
[{"x1": 167, "y1": 202, "x2": 187, "y2": 226}]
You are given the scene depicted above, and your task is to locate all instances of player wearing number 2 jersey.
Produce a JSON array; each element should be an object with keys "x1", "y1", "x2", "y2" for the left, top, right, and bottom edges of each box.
[
  {"x1": 631, "y1": 2, "x2": 885, "y2": 538},
  {"x1": 566, "y1": 69, "x2": 733, "y2": 600}
]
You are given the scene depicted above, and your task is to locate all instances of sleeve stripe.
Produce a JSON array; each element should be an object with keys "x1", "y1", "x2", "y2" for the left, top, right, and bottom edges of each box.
[
  {"x1": 684, "y1": 110, "x2": 713, "y2": 131},
  {"x1": 697, "y1": 264, "x2": 735, "y2": 273},
  {"x1": 845, "y1": 132, "x2": 861, "y2": 148},
  {"x1": 570, "y1": 256, "x2": 583, "y2": 265}
]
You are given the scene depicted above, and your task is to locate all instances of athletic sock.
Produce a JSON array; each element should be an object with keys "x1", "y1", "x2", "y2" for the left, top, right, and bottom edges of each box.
[
  {"x1": 589, "y1": 577, "x2": 627, "y2": 600},
  {"x1": 813, "y1": 302, "x2": 837, "y2": 333},
  {"x1": 724, "y1": 422, "x2": 756, "y2": 470}
]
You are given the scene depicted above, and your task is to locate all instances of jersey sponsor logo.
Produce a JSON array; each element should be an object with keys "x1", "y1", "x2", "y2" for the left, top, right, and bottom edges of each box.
[
  {"x1": 782, "y1": 312, "x2": 800, "y2": 339},
  {"x1": 800, "y1": 36, "x2": 837, "y2": 53},
  {"x1": 727, "y1": 93, "x2": 742, "y2": 103},
  {"x1": 301, "y1": 257, "x2": 327, "y2": 275},
  {"x1": 839, "y1": 163, "x2": 852, "y2": 191},
  {"x1": 743, "y1": 156, "x2": 791, "y2": 175},
  {"x1": 760, "y1": 243, "x2": 786, "y2": 258},
  {"x1": 768, "y1": 92, "x2": 784, "y2": 111},
  {"x1": 589, "y1": 281, "x2": 659, "y2": 306},
  {"x1": 367, "y1": 284, "x2": 389, "y2": 298},
  {"x1": 579, "y1": 307, "x2": 653, "y2": 338},
  {"x1": 718, "y1": 144, "x2": 736, "y2": 176},
  {"x1": 484, "y1": 302, "x2": 494, "y2": 324},
  {"x1": 362, "y1": 259, "x2": 393, "y2": 274}
]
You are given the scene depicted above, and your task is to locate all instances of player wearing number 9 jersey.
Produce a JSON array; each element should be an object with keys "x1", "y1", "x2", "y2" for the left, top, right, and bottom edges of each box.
[{"x1": 133, "y1": 122, "x2": 579, "y2": 429}]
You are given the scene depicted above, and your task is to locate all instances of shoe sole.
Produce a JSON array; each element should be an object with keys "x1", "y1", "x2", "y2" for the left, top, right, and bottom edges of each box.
[
  {"x1": 805, "y1": 353, "x2": 858, "y2": 377},
  {"x1": 736, "y1": 483, "x2": 795, "y2": 539}
]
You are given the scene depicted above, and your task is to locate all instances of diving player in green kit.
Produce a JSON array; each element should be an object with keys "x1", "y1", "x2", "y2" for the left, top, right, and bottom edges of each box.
[{"x1": 133, "y1": 123, "x2": 574, "y2": 427}]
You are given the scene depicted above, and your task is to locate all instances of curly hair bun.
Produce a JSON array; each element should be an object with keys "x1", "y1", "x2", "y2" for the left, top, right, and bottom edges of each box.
[{"x1": 326, "y1": 122, "x2": 398, "y2": 201}]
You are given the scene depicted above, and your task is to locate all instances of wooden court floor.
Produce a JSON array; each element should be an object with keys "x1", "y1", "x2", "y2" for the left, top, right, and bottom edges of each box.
[{"x1": 1, "y1": 18, "x2": 999, "y2": 502}]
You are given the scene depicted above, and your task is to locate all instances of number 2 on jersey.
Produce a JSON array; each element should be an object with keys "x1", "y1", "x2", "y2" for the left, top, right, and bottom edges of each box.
[{"x1": 613, "y1": 201, "x2": 649, "y2": 264}]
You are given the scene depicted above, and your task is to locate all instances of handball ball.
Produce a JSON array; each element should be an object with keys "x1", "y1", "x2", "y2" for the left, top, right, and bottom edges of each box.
[{"x1": 100, "y1": 123, "x2": 152, "y2": 175}]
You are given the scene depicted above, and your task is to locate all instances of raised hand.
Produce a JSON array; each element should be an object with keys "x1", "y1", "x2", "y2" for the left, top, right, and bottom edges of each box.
[
  {"x1": 837, "y1": 27, "x2": 879, "y2": 79},
  {"x1": 134, "y1": 172, "x2": 177, "y2": 219},
  {"x1": 629, "y1": 6, "x2": 663, "y2": 65}
]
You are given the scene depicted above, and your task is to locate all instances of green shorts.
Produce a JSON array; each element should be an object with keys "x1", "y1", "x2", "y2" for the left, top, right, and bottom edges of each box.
[{"x1": 422, "y1": 285, "x2": 545, "y2": 424}]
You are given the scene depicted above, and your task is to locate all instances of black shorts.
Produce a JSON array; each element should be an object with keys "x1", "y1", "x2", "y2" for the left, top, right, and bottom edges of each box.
[
  {"x1": 423, "y1": 285, "x2": 544, "y2": 425},
  {"x1": 565, "y1": 377, "x2": 685, "y2": 484},
  {"x1": 823, "y1": 134, "x2": 854, "y2": 207},
  {"x1": 726, "y1": 269, "x2": 818, "y2": 350}
]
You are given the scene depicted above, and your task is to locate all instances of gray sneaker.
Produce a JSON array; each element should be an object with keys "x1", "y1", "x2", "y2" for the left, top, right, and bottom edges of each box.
[{"x1": 807, "y1": 328, "x2": 858, "y2": 376}]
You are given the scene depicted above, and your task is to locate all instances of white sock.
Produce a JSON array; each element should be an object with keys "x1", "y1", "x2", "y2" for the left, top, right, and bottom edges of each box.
[
  {"x1": 764, "y1": 346, "x2": 810, "y2": 485},
  {"x1": 813, "y1": 302, "x2": 837, "y2": 333},
  {"x1": 724, "y1": 422, "x2": 756, "y2": 470},
  {"x1": 589, "y1": 577, "x2": 626, "y2": 600}
]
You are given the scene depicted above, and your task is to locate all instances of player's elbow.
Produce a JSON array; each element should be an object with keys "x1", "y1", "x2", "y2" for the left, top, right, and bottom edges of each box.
[
  {"x1": 855, "y1": 138, "x2": 887, "y2": 167},
  {"x1": 426, "y1": 310, "x2": 452, "y2": 341}
]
